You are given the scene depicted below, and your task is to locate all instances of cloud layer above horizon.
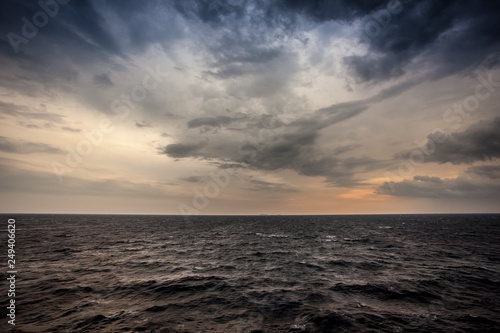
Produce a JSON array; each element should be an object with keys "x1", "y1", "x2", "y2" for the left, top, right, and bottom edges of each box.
[{"x1": 1, "y1": 0, "x2": 499, "y2": 214}]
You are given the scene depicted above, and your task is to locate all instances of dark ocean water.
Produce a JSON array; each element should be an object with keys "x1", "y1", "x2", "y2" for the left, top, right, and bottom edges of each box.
[{"x1": 1, "y1": 214, "x2": 500, "y2": 333}]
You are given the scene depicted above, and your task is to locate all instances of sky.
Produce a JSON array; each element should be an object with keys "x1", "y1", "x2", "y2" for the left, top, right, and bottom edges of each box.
[{"x1": 0, "y1": 0, "x2": 499, "y2": 214}]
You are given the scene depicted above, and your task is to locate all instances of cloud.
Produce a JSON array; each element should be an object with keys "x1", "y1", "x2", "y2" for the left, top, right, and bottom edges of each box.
[
  {"x1": 0, "y1": 101, "x2": 65, "y2": 124},
  {"x1": 135, "y1": 121, "x2": 152, "y2": 128},
  {"x1": 160, "y1": 79, "x2": 416, "y2": 187},
  {"x1": 2, "y1": 0, "x2": 498, "y2": 207},
  {"x1": 468, "y1": 164, "x2": 500, "y2": 180},
  {"x1": 413, "y1": 175, "x2": 442, "y2": 183},
  {"x1": 172, "y1": 0, "x2": 498, "y2": 85},
  {"x1": 277, "y1": 0, "x2": 387, "y2": 22},
  {"x1": 0, "y1": 0, "x2": 184, "y2": 115},
  {"x1": 180, "y1": 176, "x2": 201, "y2": 183},
  {"x1": 344, "y1": 55, "x2": 405, "y2": 83},
  {"x1": 0, "y1": 136, "x2": 64, "y2": 155},
  {"x1": 160, "y1": 142, "x2": 206, "y2": 158},
  {"x1": 377, "y1": 164, "x2": 500, "y2": 198},
  {"x1": 399, "y1": 117, "x2": 500, "y2": 165},
  {"x1": 187, "y1": 116, "x2": 234, "y2": 128},
  {"x1": 0, "y1": 0, "x2": 433, "y2": 123},
  {"x1": 203, "y1": 42, "x2": 284, "y2": 79},
  {"x1": 204, "y1": 42, "x2": 301, "y2": 99},
  {"x1": 218, "y1": 163, "x2": 246, "y2": 169},
  {"x1": 173, "y1": 0, "x2": 244, "y2": 26},
  {"x1": 170, "y1": 0, "x2": 384, "y2": 87},
  {"x1": 162, "y1": 104, "x2": 370, "y2": 186},
  {"x1": 0, "y1": 162, "x2": 170, "y2": 198},
  {"x1": 247, "y1": 179, "x2": 299, "y2": 193},
  {"x1": 0, "y1": 0, "x2": 122, "y2": 59},
  {"x1": 93, "y1": 73, "x2": 114, "y2": 87},
  {"x1": 171, "y1": 1, "x2": 306, "y2": 99},
  {"x1": 345, "y1": 0, "x2": 500, "y2": 82},
  {"x1": 174, "y1": 0, "x2": 385, "y2": 31},
  {"x1": 2, "y1": 0, "x2": 498, "y2": 96},
  {"x1": 61, "y1": 126, "x2": 81, "y2": 133}
]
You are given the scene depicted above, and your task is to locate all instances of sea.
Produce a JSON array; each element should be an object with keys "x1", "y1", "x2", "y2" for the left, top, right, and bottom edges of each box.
[{"x1": 1, "y1": 214, "x2": 499, "y2": 332}]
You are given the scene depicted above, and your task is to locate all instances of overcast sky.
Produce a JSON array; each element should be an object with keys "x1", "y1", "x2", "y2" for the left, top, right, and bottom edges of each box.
[{"x1": 1, "y1": 0, "x2": 499, "y2": 214}]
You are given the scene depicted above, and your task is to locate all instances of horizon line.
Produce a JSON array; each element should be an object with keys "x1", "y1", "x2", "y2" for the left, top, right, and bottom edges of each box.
[{"x1": 1, "y1": 212, "x2": 499, "y2": 216}]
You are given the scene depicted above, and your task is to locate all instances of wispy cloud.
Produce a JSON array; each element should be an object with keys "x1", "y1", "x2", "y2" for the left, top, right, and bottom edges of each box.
[
  {"x1": 398, "y1": 117, "x2": 500, "y2": 165},
  {"x1": 247, "y1": 179, "x2": 299, "y2": 193},
  {"x1": 0, "y1": 101, "x2": 65, "y2": 124},
  {"x1": 0, "y1": 136, "x2": 64, "y2": 155},
  {"x1": 377, "y1": 164, "x2": 500, "y2": 198}
]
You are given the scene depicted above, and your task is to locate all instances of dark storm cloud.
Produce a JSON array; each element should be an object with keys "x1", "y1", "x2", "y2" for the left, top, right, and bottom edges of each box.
[
  {"x1": 276, "y1": 0, "x2": 387, "y2": 22},
  {"x1": 174, "y1": 0, "x2": 385, "y2": 28},
  {"x1": 467, "y1": 165, "x2": 500, "y2": 180},
  {"x1": 0, "y1": 0, "x2": 122, "y2": 60},
  {"x1": 343, "y1": 55, "x2": 405, "y2": 83},
  {"x1": 187, "y1": 116, "x2": 235, "y2": 128},
  {"x1": 235, "y1": 123, "x2": 371, "y2": 187},
  {"x1": 175, "y1": 0, "x2": 500, "y2": 84},
  {"x1": 413, "y1": 175, "x2": 442, "y2": 183},
  {"x1": 0, "y1": 0, "x2": 185, "y2": 108},
  {"x1": 376, "y1": 164, "x2": 500, "y2": 198},
  {"x1": 345, "y1": 0, "x2": 500, "y2": 82},
  {"x1": 233, "y1": 79, "x2": 417, "y2": 185},
  {"x1": 172, "y1": 0, "x2": 304, "y2": 99},
  {"x1": 218, "y1": 163, "x2": 246, "y2": 169},
  {"x1": 160, "y1": 142, "x2": 206, "y2": 159},
  {"x1": 0, "y1": 0, "x2": 186, "y2": 63},
  {"x1": 0, "y1": 136, "x2": 64, "y2": 155},
  {"x1": 0, "y1": 1, "x2": 120, "y2": 109},
  {"x1": 2, "y1": 0, "x2": 498, "y2": 92},
  {"x1": 161, "y1": 81, "x2": 411, "y2": 187},
  {"x1": 163, "y1": 101, "x2": 372, "y2": 186},
  {"x1": 398, "y1": 117, "x2": 500, "y2": 165},
  {"x1": 173, "y1": 0, "x2": 245, "y2": 26}
]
